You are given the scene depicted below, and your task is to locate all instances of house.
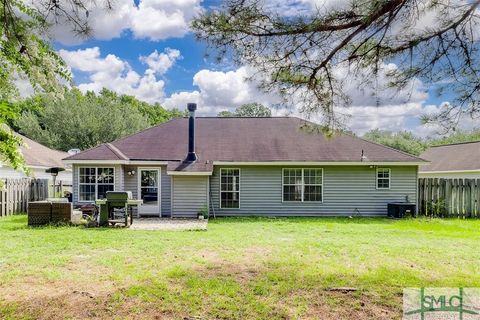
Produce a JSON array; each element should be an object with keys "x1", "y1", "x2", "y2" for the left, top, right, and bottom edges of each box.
[
  {"x1": 0, "y1": 133, "x2": 72, "y2": 184},
  {"x1": 419, "y1": 141, "x2": 480, "y2": 179},
  {"x1": 63, "y1": 104, "x2": 426, "y2": 217}
]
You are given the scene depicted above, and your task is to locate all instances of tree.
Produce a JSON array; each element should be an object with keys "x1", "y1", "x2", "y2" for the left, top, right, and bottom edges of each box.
[
  {"x1": 363, "y1": 127, "x2": 480, "y2": 155},
  {"x1": 217, "y1": 110, "x2": 235, "y2": 117},
  {"x1": 193, "y1": 0, "x2": 480, "y2": 132},
  {"x1": 0, "y1": 103, "x2": 25, "y2": 173},
  {"x1": 217, "y1": 103, "x2": 272, "y2": 117},
  {"x1": 88, "y1": 89, "x2": 185, "y2": 126},
  {"x1": 234, "y1": 103, "x2": 272, "y2": 117},
  {"x1": 15, "y1": 89, "x2": 182, "y2": 151},
  {"x1": 430, "y1": 128, "x2": 480, "y2": 146},
  {"x1": 363, "y1": 129, "x2": 427, "y2": 155},
  {"x1": 0, "y1": 0, "x2": 105, "y2": 173}
]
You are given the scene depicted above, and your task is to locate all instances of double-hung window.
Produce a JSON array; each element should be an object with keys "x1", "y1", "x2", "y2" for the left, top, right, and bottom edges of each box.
[
  {"x1": 283, "y1": 168, "x2": 323, "y2": 202},
  {"x1": 220, "y1": 168, "x2": 240, "y2": 208},
  {"x1": 376, "y1": 168, "x2": 390, "y2": 189},
  {"x1": 79, "y1": 167, "x2": 115, "y2": 201}
]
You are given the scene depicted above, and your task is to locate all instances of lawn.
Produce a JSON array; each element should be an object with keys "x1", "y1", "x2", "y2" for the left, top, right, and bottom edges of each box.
[{"x1": 0, "y1": 215, "x2": 479, "y2": 319}]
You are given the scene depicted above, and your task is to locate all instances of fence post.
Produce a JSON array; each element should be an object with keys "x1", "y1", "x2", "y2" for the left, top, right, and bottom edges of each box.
[
  {"x1": 465, "y1": 179, "x2": 472, "y2": 218},
  {"x1": 418, "y1": 178, "x2": 424, "y2": 215},
  {"x1": 445, "y1": 179, "x2": 451, "y2": 217},
  {"x1": 476, "y1": 179, "x2": 480, "y2": 218}
]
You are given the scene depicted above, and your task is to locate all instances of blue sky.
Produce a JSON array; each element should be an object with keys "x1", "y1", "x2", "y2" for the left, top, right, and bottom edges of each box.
[
  {"x1": 57, "y1": 33, "x2": 210, "y2": 96},
  {"x1": 49, "y1": 0, "x2": 465, "y2": 137}
]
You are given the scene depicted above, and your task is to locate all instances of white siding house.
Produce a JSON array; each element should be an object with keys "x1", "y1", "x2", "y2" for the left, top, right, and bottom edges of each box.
[{"x1": 0, "y1": 134, "x2": 72, "y2": 184}]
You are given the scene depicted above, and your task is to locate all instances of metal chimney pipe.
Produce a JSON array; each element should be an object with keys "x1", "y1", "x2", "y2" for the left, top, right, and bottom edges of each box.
[{"x1": 186, "y1": 103, "x2": 197, "y2": 162}]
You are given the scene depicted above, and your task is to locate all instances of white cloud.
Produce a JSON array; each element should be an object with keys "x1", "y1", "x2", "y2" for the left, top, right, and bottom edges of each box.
[
  {"x1": 163, "y1": 66, "x2": 280, "y2": 113},
  {"x1": 139, "y1": 48, "x2": 181, "y2": 75},
  {"x1": 334, "y1": 62, "x2": 427, "y2": 107},
  {"x1": 59, "y1": 47, "x2": 445, "y2": 135},
  {"x1": 46, "y1": 0, "x2": 202, "y2": 45},
  {"x1": 131, "y1": 0, "x2": 202, "y2": 41},
  {"x1": 264, "y1": 0, "x2": 350, "y2": 16},
  {"x1": 14, "y1": 77, "x2": 34, "y2": 98},
  {"x1": 163, "y1": 91, "x2": 202, "y2": 110},
  {"x1": 161, "y1": 62, "x2": 436, "y2": 135},
  {"x1": 337, "y1": 103, "x2": 429, "y2": 135},
  {"x1": 58, "y1": 47, "x2": 176, "y2": 103}
]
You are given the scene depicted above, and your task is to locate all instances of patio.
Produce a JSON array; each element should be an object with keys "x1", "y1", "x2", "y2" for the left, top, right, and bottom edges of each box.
[{"x1": 129, "y1": 218, "x2": 208, "y2": 231}]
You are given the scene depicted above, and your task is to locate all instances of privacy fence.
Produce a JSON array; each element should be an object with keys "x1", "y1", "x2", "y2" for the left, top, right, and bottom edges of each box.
[
  {"x1": 0, "y1": 178, "x2": 49, "y2": 217},
  {"x1": 418, "y1": 178, "x2": 480, "y2": 218}
]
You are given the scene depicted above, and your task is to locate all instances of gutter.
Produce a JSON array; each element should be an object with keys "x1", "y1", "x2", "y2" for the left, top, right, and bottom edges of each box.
[
  {"x1": 212, "y1": 161, "x2": 427, "y2": 166},
  {"x1": 62, "y1": 160, "x2": 169, "y2": 165}
]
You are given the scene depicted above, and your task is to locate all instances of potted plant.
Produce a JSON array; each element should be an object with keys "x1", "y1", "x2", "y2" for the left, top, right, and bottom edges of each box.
[{"x1": 197, "y1": 206, "x2": 209, "y2": 220}]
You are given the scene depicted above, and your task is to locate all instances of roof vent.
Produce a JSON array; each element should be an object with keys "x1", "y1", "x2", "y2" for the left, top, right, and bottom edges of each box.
[
  {"x1": 68, "y1": 148, "x2": 81, "y2": 155},
  {"x1": 361, "y1": 149, "x2": 368, "y2": 162}
]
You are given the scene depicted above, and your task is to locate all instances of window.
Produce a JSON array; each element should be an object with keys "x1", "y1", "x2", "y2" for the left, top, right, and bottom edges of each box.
[
  {"x1": 376, "y1": 168, "x2": 390, "y2": 189},
  {"x1": 283, "y1": 168, "x2": 323, "y2": 202},
  {"x1": 79, "y1": 167, "x2": 114, "y2": 201},
  {"x1": 220, "y1": 168, "x2": 240, "y2": 208}
]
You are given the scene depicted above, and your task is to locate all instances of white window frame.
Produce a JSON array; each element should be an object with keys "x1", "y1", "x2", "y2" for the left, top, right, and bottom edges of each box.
[
  {"x1": 282, "y1": 168, "x2": 323, "y2": 203},
  {"x1": 219, "y1": 168, "x2": 241, "y2": 209},
  {"x1": 78, "y1": 166, "x2": 115, "y2": 202},
  {"x1": 376, "y1": 168, "x2": 391, "y2": 190}
]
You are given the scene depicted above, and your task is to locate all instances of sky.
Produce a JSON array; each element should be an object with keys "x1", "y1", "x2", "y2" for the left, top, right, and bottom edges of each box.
[{"x1": 47, "y1": 0, "x2": 468, "y2": 137}]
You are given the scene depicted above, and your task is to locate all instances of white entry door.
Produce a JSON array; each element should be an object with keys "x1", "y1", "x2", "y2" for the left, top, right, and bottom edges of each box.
[{"x1": 138, "y1": 168, "x2": 160, "y2": 216}]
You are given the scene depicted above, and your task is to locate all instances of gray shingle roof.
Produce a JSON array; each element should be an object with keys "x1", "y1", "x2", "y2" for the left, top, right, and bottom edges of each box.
[
  {"x1": 17, "y1": 133, "x2": 68, "y2": 168},
  {"x1": 64, "y1": 117, "x2": 425, "y2": 163},
  {"x1": 420, "y1": 141, "x2": 480, "y2": 172}
]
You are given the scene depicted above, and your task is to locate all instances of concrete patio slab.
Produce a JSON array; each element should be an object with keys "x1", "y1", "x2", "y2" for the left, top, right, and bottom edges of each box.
[{"x1": 129, "y1": 218, "x2": 208, "y2": 231}]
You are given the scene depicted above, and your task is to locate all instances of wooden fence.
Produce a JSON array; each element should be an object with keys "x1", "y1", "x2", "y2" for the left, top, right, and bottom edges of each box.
[
  {"x1": 0, "y1": 178, "x2": 48, "y2": 217},
  {"x1": 418, "y1": 178, "x2": 480, "y2": 218}
]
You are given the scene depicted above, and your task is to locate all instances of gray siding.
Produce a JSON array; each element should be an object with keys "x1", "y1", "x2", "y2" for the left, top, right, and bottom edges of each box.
[
  {"x1": 72, "y1": 164, "x2": 123, "y2": 205},
  {"x1": 123, "y1": 165, "x2": 171, "y2": 217},
  {"x1": 172, "y1": 176, "x2": 209, "y2": 218},
  {"x1": 210, "y1": 165, "x2": 418, "y2": 216},
  {"x1": 72, "y1": 164, "x2": 170, "y2": 216}
]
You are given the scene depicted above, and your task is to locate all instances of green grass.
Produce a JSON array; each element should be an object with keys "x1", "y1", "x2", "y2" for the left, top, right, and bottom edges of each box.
[{"x1": 0, "y1": 215, "x2": 479, "y2": 319}]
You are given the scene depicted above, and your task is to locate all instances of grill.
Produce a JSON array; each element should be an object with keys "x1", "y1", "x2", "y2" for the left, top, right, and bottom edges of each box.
[
  {"x1": 96, "y1": 191, "x2": 141, "y2": 227},
  {"x1": 106, "y1": 191, "x2": 133, "y2": 202}
]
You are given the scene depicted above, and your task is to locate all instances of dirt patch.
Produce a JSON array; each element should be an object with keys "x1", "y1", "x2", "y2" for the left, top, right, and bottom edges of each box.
[
  {"x1": 0, "y1": 247, "x2": 400, "y2": 319},
  {"x1": 2, "y1": 287, "x2": 401, "y2": 320},
  {"x1": 0, "y1": 253, "x2": 116, "y2": 304},
  {"x1": 284, "y1": 289, "x2": 401, "y2": 320}
]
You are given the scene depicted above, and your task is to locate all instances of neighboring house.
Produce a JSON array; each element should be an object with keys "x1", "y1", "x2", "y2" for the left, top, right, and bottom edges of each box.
[
  {"x1": 63, "y1": 104, "x2": 426, "y2": 217},
  {"x1": 0, "y1": 133, "x2": 72, "y2": 184},
  {"x1": 419, "y1": 141, "x2": 480, "y2": 179}
]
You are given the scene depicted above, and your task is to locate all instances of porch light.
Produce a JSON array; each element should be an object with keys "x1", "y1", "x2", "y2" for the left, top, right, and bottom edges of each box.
[{"x1": 127, "y1": 170, "x2": 136, "y2": 176}]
